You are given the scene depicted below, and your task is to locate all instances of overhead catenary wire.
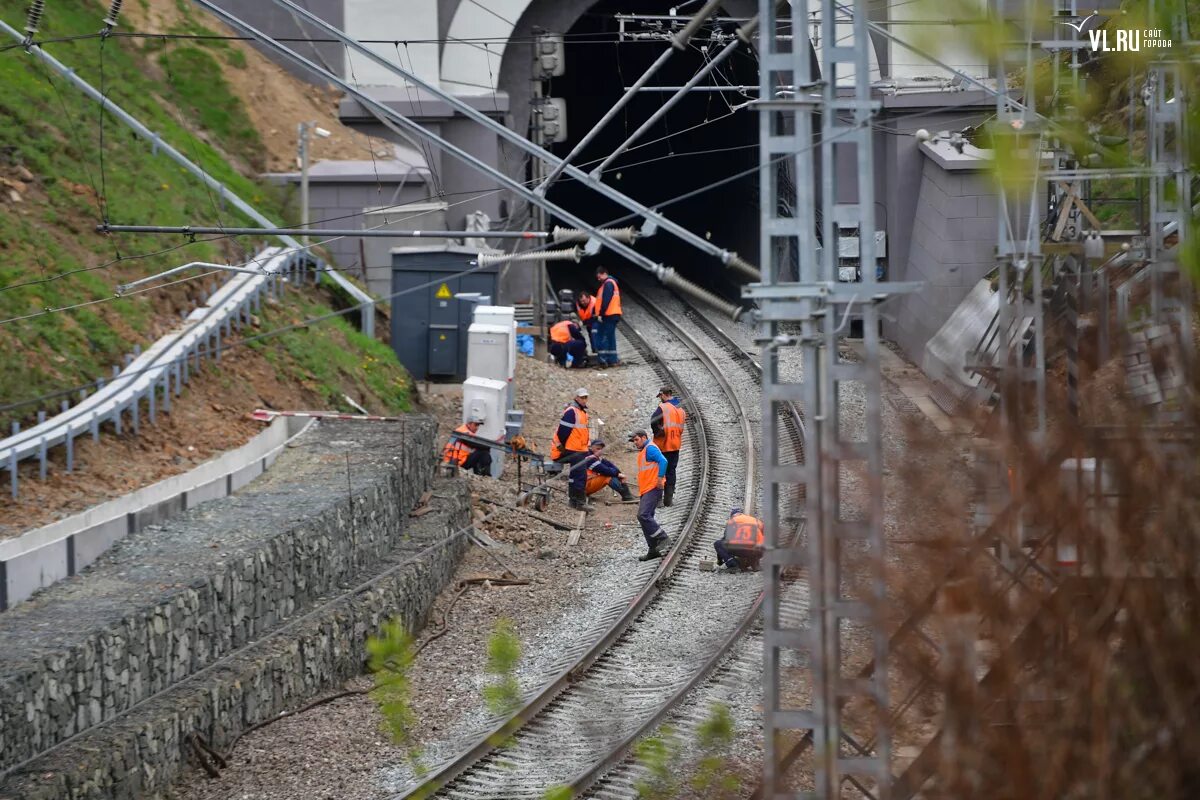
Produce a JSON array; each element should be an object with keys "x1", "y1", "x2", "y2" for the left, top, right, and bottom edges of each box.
[{"x1": 0, "y1": 91, "x2": 981, "y2": 339}]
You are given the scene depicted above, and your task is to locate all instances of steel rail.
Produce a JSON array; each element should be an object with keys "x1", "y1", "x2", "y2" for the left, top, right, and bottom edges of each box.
[
  {"x1": 558, "y1": 282, "x2": 808, "y2": 797},
  {"x1": 395, "y1": 293, "x2": 754, "y2": 799}
]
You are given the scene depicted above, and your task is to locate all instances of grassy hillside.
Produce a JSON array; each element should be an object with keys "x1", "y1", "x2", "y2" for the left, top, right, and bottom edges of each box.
[{"x1": 0, "y1": 0, "x2": 409, "y2": 425}]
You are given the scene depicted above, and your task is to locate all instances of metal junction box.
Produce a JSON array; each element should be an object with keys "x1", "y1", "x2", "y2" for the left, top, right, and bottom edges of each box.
[{"x1": 390, "y1": 246, "x2": 498, "y2": 381}]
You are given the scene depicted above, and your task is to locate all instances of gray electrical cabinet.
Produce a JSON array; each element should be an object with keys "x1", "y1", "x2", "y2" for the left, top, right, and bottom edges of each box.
[{"x1": 390, "y1": 246, "x2": 499, "y2": 381}]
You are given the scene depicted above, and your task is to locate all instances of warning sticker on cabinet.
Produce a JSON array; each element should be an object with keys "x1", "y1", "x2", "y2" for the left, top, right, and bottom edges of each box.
[{"x1": 435, "y1": 283, "x2": 452, "y2": 299}]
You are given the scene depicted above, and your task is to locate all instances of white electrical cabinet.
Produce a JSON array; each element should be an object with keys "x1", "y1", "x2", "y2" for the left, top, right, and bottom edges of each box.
[
  {"x1": 472, "y1": 305, "x2": 517, "y2": 383},
  {"x1": 462, "y1": 376, "x2": 508, "y2": 478},
  {"x1": 467, "y1": 318, "x2": 515, "y2": 414}
]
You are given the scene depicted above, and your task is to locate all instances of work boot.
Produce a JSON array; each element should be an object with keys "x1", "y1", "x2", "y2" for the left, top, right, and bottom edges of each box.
[
  {"x1": 662, "y1": 490, "x2": 674, "y2": 507},
  {"x1": 616, "y1": 486, "x2": 637, "y2": 504},
  {"x1": 638, "y1": 548, "x2": 664, "y2": 562},
  {"x1": 568, "y1": 487, "x2": 588, "y2": 510},
  {"x1": 652, "y1": 533, "x2": 670, "y2": 556}
]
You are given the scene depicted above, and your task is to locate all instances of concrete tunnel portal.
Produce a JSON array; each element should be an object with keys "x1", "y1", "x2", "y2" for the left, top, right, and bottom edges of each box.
[{"x1": 494, "y1": 0, "x2": 761, "y2": 301}]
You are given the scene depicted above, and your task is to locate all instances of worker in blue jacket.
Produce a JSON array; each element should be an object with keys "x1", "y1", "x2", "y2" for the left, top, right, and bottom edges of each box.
[
  {"x1": 629, "y1": 429, "x2": 670, "y2": 561},
  {"x1": 567, "y1": 440, "x2": 636, "y2": 510}
]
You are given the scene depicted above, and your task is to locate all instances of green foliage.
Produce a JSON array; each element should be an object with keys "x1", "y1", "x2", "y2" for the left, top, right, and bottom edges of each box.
[
  {"x1": 633, "y1": 725, "x2": 682, "y2": 799},
  {"x1": 542, "y1": 786, "x2": 574, "y2": 800},
  {"x1": 484, "y1": 619, "x2": 523, "y2": 717},
  {"x1": 367, "y1": 619, "x2": 426, "y2": 777},
  {"x1": 0, "y1": 2, "x2": 413, "y2": 427},
  {"x1": 258, "y1": 287, "x2": 412, "y2": 413},
  {"x1": 690, "y1": 704, "x2": 739, "y2": 798},
  {"x1": 0, "y1": 0, "x2": 275, "y2": 411},
  {"x1": 158, "y1": 46, "x2": 263, "y2": 168},
  {"x1": 482, "y1": 619, "x2": 523, "y2": 750}
]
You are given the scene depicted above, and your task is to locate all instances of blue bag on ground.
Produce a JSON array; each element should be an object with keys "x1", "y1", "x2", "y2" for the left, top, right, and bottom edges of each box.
[{"x1": 516, "y1": 334, "x2": 535, "y2": 357}]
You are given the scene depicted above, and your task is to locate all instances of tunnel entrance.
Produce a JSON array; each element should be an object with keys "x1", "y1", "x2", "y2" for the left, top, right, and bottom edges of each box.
[{"x1": 541, "y1": 1, "x2": 759, "y2": 300}]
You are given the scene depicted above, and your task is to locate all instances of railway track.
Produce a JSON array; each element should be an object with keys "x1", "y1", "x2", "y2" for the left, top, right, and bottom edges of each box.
[{"x1": 397, "y1": 282, "x2": 806, "y2": 798}]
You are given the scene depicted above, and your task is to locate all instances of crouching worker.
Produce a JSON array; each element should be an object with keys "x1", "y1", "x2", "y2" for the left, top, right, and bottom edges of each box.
[
  {"x1": 714, "y1": 507, "x2": 764, "y2": 571},
  {"x1": 549, "y1": 319, "x2": 588, "y2": 368},
  {"x1": 567, "y1": 440, "x2": 636, "y2": 510},
  {"x1": 442, "y1": 417, "x2": 492, "y2": 476}
]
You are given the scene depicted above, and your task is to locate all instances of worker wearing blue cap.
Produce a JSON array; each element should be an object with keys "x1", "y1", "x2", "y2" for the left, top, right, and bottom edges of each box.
[{"x1": 714, "y1": 507, "x2": 765, "y2": 572}]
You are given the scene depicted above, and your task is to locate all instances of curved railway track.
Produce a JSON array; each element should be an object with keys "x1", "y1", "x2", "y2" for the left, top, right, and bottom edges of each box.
[{"x1": 397, "y1": 282, "x2": 806, "y2": 799}]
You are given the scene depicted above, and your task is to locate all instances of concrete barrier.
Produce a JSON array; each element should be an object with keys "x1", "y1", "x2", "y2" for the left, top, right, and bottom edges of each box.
[{"x1": 0, "y1": 416, "x2": 315, "y2": 610}]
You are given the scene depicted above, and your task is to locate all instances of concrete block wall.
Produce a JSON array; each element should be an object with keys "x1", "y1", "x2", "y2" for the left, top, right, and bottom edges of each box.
[
  {"x1": 0, "y1": 418, "x2": 437, "y2": 779},
  {"x1": 891, "y1": 158, "x2": 999, "y2": 362},
  {"x1": 2, "y1": 481, "x2": 471, "y2": 800}
]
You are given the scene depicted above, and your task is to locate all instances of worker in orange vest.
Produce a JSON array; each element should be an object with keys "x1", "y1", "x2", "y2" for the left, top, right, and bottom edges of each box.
[
  {"x1": 649, "y1": 386, "x2": 686, "y2": 506},
  {"x1": 550, "y1": 388, "x2": 591, "y2": 465},
  {"x1": 714, "y1": 508, "x2": 765, "y2": 572},
  {"x1": 575, "y1": 291, "x2": 598, "y2": 354},
  {"x1": 630, "y1": 429, "x2": 670, "y2": 561},
  {"x1": 549, "y1": 318, "x2": 588, "y2": 368},
  {"x1": 441, "y1": 417, "x2": 492, "y2": 475},
  {"x1": 593, "y1": 266, "x2": 623, "y2": 367}
]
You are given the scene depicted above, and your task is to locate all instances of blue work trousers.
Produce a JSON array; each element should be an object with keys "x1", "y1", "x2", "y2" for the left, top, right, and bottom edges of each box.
[
  {"x1": 595, "y1": 316, "x2": 621, "y2": 365},
  {"x1": 637, "y1": 488, "x2": 666, "y2": 547},
  {"x1": 713, "y1": 540, "x2": 762, "y2": 570},
  {"x1": 550, "y1": 339, "x2": 588, "y2": 368}
]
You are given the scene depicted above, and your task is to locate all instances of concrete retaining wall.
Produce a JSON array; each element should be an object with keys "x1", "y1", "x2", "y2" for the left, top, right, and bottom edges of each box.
[
  {"x1": 0, "y1": 416, "x2": 314, "y2": 610},
  {"x1": 1, "y1": 480, "x2": 470, "y2": 800},
  {"x1": 0, "y1": 418, "x2": 445, "y2": 791}
]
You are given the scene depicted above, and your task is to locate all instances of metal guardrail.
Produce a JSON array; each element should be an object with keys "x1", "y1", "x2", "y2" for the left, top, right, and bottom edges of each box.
[
  {"x1": 2, "y1": 247, "x2": 318, "y2": 499},
  {"x1": 0, "y1": 17, "x2": 376, "y2": 338}
]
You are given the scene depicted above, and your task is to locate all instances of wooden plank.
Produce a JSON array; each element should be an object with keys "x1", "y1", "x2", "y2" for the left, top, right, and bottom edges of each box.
[{"x1": 567, "y1": 510, "x2": 586, "y2": 546}]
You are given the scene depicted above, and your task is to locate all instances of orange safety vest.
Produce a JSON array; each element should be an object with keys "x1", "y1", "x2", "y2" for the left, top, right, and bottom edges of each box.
[
  {"x1": 577, "y1": 296, "x2": 597, "y2": 323},
  {"x1": 723, "y1": 513, "x2": 764, "y2": 548},
  {"x1": 550, "y1": 320, "x2": 574, "y2": 344},
  {"x1": 598, "y1": 277, "x2": 622, "y2": 317},
  {"x1": 637, "y1": 445, "x2": 662, "y2": 496},
  {"x1": 653, "y1": 402, "x2": 686, "y2": 452},
  {"x1": 442, "y1": 424, "x2": 473, "y2": 466},
  {"x1": 550, "y1": 403, "x2": 590, "y2": 459}
]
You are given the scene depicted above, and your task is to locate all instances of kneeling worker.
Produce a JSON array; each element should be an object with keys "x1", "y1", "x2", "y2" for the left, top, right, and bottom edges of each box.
[
  {"x1": 568, "y1": 440, "x2": 636, "y2": 510},
  {"x1": 714, "y1": 507, "x2": 765, "y2": 571},
  {"x1": 630, "y1": 429, "x2": 670, "y2": 561},
  {"x1": 549, "y1": 318, "x2": 588, "y2": 368},
  {"x1": 442, "y1": 417, "x2": 492, "y2": 476}
]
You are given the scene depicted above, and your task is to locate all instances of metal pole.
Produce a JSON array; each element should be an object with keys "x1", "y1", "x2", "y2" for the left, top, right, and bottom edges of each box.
[
  {"x1": 299, "y1": 121, "x2": 310, "y2": 249},
  {"x1": 531, "y1": 43, "x2": 548, "y2": 338},
  {"x1": 96, "y1": 224, "x2": 555, "y2": 239},
  {"x1": 0, "y1": 18, "x2": 376, "y2": 336},
  {"x1": 266, "y1": 0, "x2": 761, "y2": 278}
]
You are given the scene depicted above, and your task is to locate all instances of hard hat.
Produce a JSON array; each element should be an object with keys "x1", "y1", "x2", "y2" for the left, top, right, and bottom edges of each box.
[{"x1": 729, "y1": 506, "x2": 743, "y2": 517}]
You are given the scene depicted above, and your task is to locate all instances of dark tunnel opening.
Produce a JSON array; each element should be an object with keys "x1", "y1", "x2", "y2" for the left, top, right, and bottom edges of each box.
[{"x1": 541, "y1": 1, "x2": 759, "y2": 301}]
